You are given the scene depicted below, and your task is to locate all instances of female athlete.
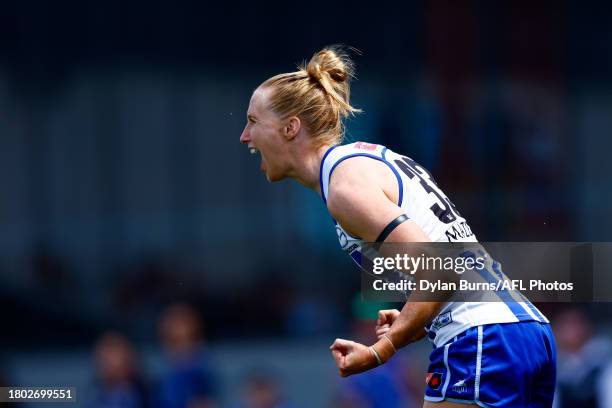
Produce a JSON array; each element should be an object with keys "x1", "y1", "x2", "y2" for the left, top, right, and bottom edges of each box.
[{"x1": 239, "y1": 46, "x2": 556, "y2": 407}]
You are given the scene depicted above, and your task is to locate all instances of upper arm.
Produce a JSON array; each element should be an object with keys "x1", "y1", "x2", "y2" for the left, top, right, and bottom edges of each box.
[{"x1": 326, "y1": 157, "x2": 431, "y2": 243}]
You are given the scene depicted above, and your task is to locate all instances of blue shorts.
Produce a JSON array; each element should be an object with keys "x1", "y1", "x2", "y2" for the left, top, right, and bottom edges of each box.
[{"x1": 424, "y1": 321, "x2": 556, "y2": 407}]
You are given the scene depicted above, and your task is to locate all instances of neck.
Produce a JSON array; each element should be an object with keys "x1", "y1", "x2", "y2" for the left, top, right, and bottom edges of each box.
[{"x1": 288, "y1": 143, "x2": 333, "y2": 194}]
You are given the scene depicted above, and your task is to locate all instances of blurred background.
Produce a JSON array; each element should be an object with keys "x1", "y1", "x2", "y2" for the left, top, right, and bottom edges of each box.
[{"x1": 1, "y1": 1, "x2": 612, "y2": 407}]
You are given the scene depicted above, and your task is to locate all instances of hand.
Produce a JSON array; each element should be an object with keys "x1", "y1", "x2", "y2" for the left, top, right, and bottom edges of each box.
[
  {"x1": 329, "y1": 338, "x2": 377, "y2": 377},
  {"x1": 376, "y1": 309, "x2": 400, "y2": 339}
]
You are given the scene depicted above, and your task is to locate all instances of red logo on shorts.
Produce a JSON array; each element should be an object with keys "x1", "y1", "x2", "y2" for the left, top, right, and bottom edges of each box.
[{"x1": 426, "y1": 372, "x2": 443, "y2": 390}]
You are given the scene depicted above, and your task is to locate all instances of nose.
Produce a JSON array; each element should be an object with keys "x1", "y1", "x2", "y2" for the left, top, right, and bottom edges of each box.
[{"x1": 240, "y1": 125, "x2": 250, "y2": 145}]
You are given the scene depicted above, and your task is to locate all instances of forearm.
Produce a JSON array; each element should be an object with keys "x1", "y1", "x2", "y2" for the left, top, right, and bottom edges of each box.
[
  {"x1": 369, "y1": 300, "x2": 445, "y2": 364},
  {"x1": 386, "y1": 301, "x2": 444, "y2": 348},
  {"x1": 374, "y1": 246, "x2": 457, "y2": 350}
]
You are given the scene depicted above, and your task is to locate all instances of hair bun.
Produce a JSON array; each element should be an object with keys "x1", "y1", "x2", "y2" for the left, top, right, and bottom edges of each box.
[
  {"x1": 259, "y1": 45, "x2": 361, "y2": 148},
  {"x1": 306, "y1": 47, "x2": 354, "y2": 84},
  {"x1": 307, "y1": 61, "x2": 323, "y2": 81},
  {"x1": 300, "y1": 45, "x2": 361, "y2": 118}
]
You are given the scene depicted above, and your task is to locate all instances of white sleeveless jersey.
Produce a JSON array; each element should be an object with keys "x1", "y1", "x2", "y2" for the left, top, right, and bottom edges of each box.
[{"x1": 320, "y1": 142, "x2": 549, "y2": 347}]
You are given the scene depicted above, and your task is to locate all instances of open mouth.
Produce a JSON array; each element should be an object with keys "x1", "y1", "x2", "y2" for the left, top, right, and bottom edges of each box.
[{"x1": 248, "y1": 147, "x2": 266, "y2": 173}]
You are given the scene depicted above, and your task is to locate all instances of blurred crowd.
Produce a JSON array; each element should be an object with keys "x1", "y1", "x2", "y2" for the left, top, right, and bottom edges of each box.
[
  {"x1": 2, "y1": 245, "x2": 612, "y2": 407},
  {"x1": 2, "y1": 303, "x2": 612, "y2": 407},
  {"x1": 554, "y1": 307, "x2": 612, "y2": 407},
  {"x1": 87, "y1": 304, "x2": 612, "y2": 408},
  {"x1": 1, "y1": 303, "x2": 580, "y2": 408},
  {"x1": 87, "y1": 301, "x2": 425, "y2": 408},
  {"x1": 92, "y1": 304, "x2": 216, "y2": 408}
]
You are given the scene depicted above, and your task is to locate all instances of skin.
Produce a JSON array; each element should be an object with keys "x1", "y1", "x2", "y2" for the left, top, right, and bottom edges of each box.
[
  {"x1": 240, "y1": 87, "x2": 327, "y2": 186},
  {"x1": 240, "y1": 87, "x2": 471, "y2": 407}
]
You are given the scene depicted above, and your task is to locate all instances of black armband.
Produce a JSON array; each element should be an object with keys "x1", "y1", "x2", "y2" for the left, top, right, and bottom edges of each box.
[{"x1": 375, "y1": 214, "x2": 409, "y2": 242}]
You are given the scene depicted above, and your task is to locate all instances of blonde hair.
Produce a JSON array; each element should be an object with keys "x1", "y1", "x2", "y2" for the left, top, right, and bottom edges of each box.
[{"x1": 260, "y1": 45, "x2": 361, "y2": 147}]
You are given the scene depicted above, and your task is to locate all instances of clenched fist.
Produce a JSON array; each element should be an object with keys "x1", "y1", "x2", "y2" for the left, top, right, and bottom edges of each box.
[
  {"x1": 329, "y1": 338, "x2": 377, "y2": 377},
  {"x1": 375, "y1": 309, "x2": 400, "y2": 339}
]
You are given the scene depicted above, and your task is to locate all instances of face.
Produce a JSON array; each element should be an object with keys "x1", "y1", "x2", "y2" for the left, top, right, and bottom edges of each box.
[{"x1": 240, "y1": 87, "x2": 291, "y2": 182}]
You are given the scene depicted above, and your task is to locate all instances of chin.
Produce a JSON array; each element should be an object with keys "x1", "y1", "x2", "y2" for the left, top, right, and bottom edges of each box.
[{"x1": 265, "y1": 170, "x2": 286, "y2": 183}]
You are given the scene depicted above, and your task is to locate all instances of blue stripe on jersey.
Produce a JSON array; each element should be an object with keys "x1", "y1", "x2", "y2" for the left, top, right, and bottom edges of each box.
[
  {"x1": 380, "y1": 146, "x2": 404, "y2": 205},
  {"x1": 491, "y1": 262, "x2": 546, "y2": 322},
  {"x1": 325, "y1": 153, "x2": 405, "y2": 207},
  {"x1": 460, "y1": 251, "x2": 534, "y2": 321},
  {"x1": 319, "y1": 145, "x2": 340, "y2": 204},
  {"x1": 350, "y1": 250, "x2": 362, "y2": 265},
  {"x1": 524, "y1": 302, "x2": 546, "y2": 322}
]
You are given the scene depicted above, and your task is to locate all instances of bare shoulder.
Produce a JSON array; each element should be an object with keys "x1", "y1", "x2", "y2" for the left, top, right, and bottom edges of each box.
[
  {"x1": 328, "y1": 155, "x2": 385, "y2": 188},
  {"x1": 328, "y1": 156, "x2": 398, "y2": 203},
  {"x1": 327, "y1": 156, "x2": 390, "y2": 207},
  {"x1": 326, "y1": 156, "x2": 401, "y2": 240}
]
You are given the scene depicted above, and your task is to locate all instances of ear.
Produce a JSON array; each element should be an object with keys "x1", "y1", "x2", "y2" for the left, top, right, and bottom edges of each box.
[{"x1": 283, "y1": 116, "x2": 301, "y2": 141}]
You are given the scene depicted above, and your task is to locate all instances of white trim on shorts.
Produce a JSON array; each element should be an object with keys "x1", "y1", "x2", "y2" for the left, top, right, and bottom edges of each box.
[
  {"x1": 424, "y1": 326, "x2": 492, "y2": 407},
  {"x1": 423, "y1": 341, "x2": 453, "y2": 403}
]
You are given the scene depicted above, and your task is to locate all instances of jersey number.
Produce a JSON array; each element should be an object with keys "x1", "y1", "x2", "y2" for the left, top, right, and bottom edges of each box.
[{"x1": 394, "y1": 156, "x2": 460, "y2": 224}]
